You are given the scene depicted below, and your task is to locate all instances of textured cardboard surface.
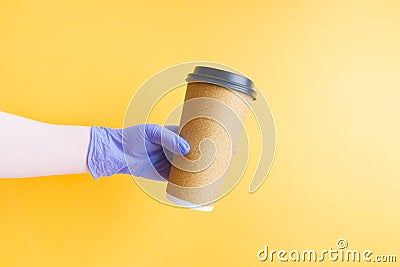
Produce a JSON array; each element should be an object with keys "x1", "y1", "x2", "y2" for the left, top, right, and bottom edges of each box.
[{"x1": 167, "y1": 82, "x2": 253, "y2": 205}]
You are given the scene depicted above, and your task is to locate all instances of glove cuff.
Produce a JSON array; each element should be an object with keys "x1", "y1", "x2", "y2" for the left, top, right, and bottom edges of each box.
[{"x1": 87, "y1": 126, "x2": 127, "y2": 179}]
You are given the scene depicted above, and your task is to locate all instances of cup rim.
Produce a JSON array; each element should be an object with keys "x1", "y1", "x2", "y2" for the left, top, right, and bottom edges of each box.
[{"x1": 186, "y1": 66, "x2": 257, "y2": 100}]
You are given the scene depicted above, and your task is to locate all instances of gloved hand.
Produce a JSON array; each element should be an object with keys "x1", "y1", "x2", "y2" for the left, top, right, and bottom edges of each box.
[{"x1": 87, "y1": 124, "x2": 190, "y2": 181}]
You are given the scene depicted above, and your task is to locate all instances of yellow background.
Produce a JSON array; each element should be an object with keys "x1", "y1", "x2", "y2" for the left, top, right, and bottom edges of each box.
[{"x1": 1, "y1": 0, "x2": 399, "y2": 266}]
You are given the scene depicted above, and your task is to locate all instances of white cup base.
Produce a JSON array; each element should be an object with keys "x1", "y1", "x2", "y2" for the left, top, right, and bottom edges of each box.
[{"x1": 166, "y1": 193, "x2": 214, "y2": 212}]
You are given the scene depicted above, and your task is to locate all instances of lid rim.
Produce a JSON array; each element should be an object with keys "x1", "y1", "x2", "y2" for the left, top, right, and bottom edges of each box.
[
  {"x1": 186, "y1": 66, "x2": 257, "y2": 100},
  {"x1": 186, "y1": 74, "x2": 257, "y2": 100}
]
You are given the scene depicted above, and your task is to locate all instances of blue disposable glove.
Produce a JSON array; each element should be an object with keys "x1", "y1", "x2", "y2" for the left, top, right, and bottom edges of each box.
[{"x1": 87, "y1": 124, "x2": 190, "y2": 181}]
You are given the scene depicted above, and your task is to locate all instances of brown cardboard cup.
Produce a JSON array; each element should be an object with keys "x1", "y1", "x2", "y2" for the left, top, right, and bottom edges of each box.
[{"x1": 166, "y1": 66, "x2": 256, "y2": 211}]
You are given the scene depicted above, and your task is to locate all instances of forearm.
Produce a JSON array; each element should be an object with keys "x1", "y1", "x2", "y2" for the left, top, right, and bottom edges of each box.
[{"x1": 0, "y1": 112, "x2": 91, "y2": 178}]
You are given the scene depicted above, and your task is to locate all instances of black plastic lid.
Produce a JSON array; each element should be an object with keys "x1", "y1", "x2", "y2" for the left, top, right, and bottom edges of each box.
[{"x1": 186, "y1": 66, "x2": 257, "y2": 100}]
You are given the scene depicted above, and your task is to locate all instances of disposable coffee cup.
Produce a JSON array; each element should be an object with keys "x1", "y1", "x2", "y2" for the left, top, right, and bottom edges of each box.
[{"x1": 166, "y1": 66, "x2": 256, "y2": 211}]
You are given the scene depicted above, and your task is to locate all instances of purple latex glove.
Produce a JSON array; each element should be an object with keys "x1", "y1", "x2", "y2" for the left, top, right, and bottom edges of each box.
[{"x1": 87, "y1": 124, "x2": 190, "y2": 181}]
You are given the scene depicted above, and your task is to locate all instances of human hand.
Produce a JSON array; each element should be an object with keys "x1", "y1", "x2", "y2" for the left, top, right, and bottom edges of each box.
[{"x1": 87, "y1": 124, "x2": 190, "y2": 181}]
